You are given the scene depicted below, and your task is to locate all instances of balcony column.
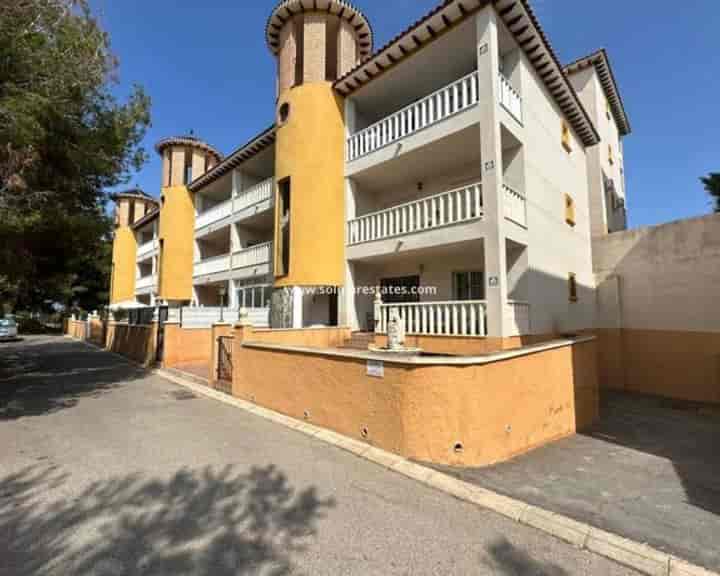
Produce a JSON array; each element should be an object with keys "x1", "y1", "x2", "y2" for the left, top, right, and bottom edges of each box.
[
  {"x1": 476, "y1": 7, "x2": 510, "y2": 338},
  {"x1": 341, "y1": 97, "x2": 360, "y2": 330},
  {"x1": 228, "y1": 279, "x2": 238, "y2": 310},
  {"x1": 231, "y1": 169, "x2": 243, "y2": 213}
]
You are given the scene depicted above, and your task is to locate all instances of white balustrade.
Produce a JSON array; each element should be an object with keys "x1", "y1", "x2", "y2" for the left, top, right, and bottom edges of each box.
[
  {"x1": 234, "y1": 177, "x2": 274, "y2": 212},
  {"x1": 232, "y1": 241, "x2": 272, "y2": 270},
  {"x1": 136, "y1": 239, "x2": 157, "y2": 260},
  {"x1": 193, "y1": 254, "x2": 231, "y2": 277},
  {"x1": 505, "y1": 301, "x2": 530, "y2": 336},
  {"x1": 503, "y1": 184, "x2": 527, "y2": 227},
  {"x1": 499, "y1": 73, "x2": 523, "y2": 123},
  {"x1": 347, "y1": 71, "x2": 480, "y2": 161},
  {"x1": 348, "y1": 183, "x2": 483, "y2": 245},
  {"x1": 195, "y1": 198, "x2": 233, "y2": 230},
  {"x1": 135, "y1": 275, "x2": 157, "y2": 291},
  {"x1": 377, "y1": 301, "x2": 487, "y2": 337}
]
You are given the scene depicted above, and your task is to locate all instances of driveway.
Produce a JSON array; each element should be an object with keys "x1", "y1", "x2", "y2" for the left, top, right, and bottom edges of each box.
[
  {"x1": 0, "y1": 336, "x2": 639, "y2": 575},
  {"x1": 437, "y1": 391, "x2": 720, "y2": 573}
]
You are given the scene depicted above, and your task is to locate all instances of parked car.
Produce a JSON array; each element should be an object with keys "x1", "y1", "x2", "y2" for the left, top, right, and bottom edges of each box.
[{"x1": 0, "y1": 317, "x2": 18, "y2": 341}]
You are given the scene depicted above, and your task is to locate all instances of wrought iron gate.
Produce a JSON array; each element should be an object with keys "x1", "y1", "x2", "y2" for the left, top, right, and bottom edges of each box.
[{"x1": 216, "y1": 336, "x2": 233, "y2": 394}]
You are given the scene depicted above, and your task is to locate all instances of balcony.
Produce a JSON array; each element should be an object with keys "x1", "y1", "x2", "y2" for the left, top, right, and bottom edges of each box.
[
  {"x1": 193, "y1": 254, "x2": 231, "y2": 278},
  {"x1": 499, "y1": 73, "x2": 523, "y2": 124},
  {"x1": 234, "y1": 177, "x2": 274, "y2": 214},
  {"x1": 136, "y1": 239, "x2": 157, "y2": 261},
  {"x1": 503, "y1": 184, "x2": 527, "y2": 228},
  {"x1": 377, "y1": 300, "x2": 488, "y2": 337},
  {"x1": 231, "y1": 241, "x2": 272, "y2": 271},
  {"x1": 505, "y1": 300, "x2": 530, "y2": 336},
  {"x1": 195, "y1": 177, "x2": 274, "y2": 232},
  {"x1": 135, "y1": 275, "x2": 157, "y2": 292},
  {"x1": 347, "y1": 71, "x2": 480, "y2": 163},
  {"x1": 195, "y1": 198, "x2": 232, "y2": 231},
  {"x1": 348, "y1": 182, "x2": 483, "y2": 246}
]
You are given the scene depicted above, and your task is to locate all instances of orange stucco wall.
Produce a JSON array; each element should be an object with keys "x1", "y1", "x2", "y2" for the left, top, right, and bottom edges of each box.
[
  {"x1": 250, "y1": 326, "x2": 352, "y2": 349},
  {"x1": 232, "y1": 325, "x2": 598, "y2": 467},
  {"x1": 162, "y1": 324, "x2": 213, "y2": 368},
  {"x1": 595, "y1": 328, "x2": 720, "y2": 404},
  {"x1": 105, "y1": 322, "x2": 157, "y2": 366}
]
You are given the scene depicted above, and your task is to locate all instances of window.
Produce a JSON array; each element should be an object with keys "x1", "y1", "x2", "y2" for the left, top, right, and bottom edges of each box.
[
  {"x1": 184, "y1": 148, "x2": 193, "y2": 185},
  {"x1": 606, "y1": 99, "x2": 611, "y2": 120},
  {"x1": 453, "y1": 271, "x2": 484, "y2": 301},
  {"x1": 277, "y1": 178, "x2": 291, "y2": 276},
  {"x1": 294, "y1": 15, "x2": 304, "y2": 86},
  {"x1": 166, "y1": 150, "x2": 173, "y2": 186},
  {"x1": 128, "y1": 200, "x2": 136, "y2": 225},
  {"x1": 608, "y1": 145, "x2": 614, "y2": 165},
  {"x1": 237, "y1": 285, "x2": 271, "y2": 308},
  {"x1": 561, "y1": 120, "x2": 572, "y2": 152},
  {"x1": 568, "y1": 273, "x2": 578, "y2": 302},
  {"x1": 278, "y1": 102, "x2": 290, "y2": 125},
  {"x1": 325, "y1": 15, "x2": 339, "y2": 81},
  {"x1": 564, "y1": 194, "x2": 576, "y2": 227}
]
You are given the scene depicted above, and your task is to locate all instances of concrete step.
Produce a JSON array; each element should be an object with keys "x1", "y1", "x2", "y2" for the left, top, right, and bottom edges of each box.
[{"x1": 342, "y1": 332, "x2": 375, "y2": 351}]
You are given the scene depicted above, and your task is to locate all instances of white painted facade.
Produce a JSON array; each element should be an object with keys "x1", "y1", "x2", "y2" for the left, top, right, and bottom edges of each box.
[{"x1": 172, "y1": 2, "x2": 631, "y2": 337}]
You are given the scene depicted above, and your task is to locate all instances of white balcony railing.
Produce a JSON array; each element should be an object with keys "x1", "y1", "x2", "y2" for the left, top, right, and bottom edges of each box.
[
  {"x1": 193, "y1": 254, "x2": 231, "y2": 278},
  {"x1": 234, "y1": 177, "x2": 274, "y2": 213},
  {"x1": 136, "y1": 239, "x2": 157, "y2": 260},
  {"x1": 195, "y1": 198, "x2": 233, "y2": 231},
  {"x1": 503, "y1": 184, "x2": 527, "y2": 227},
  {"x1": 232, "y1": 241, "x2": 272, "y2": 270},
  {"x1": 505, "y1": 301, "x2": 530, "y2": 336},
  {"x1": 347, "y1": 71, "x2": 480, "y2": 162},
  {"x1": 499, "y1": 73, "x2": 523, "y2": 123},
  {"x1": 348, "y1": 183, "x2": 483, "y2": 246},
  {"x1": 377, "y1": 301, "x2": 487, "y2": 337},
  {"x1": 194, "y1": 178, "x2": 275, "y2": 231},
  {"x1": 135, "y1": 275, "x2": 157, "y2": 291}
]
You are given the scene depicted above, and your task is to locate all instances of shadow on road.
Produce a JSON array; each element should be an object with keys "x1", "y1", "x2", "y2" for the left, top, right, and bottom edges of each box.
[
  {"x1": 0, "y1": 463, "x2": 335, "y2": 575},
  {"x1": 483, "y1": 537, "x2": 568, "y2": 575},
  {"x1": 0, "y1": 337, "x2": 146, "y2": 421}
]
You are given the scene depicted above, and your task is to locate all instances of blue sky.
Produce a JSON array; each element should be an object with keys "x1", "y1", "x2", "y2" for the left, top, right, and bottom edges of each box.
[{"x1": 92, "y1": 0, "x2": 720, "y2": 228}]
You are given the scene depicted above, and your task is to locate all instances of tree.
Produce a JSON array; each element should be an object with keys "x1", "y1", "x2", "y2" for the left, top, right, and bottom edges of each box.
[
  {"x1": 700, "y1": 173, "x2": 720, "y2": 213},
  {"x1": 0, "y1": 0, "x2": 150, "y2": 311}
]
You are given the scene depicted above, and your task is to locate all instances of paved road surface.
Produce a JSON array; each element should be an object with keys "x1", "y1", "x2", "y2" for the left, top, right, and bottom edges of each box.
[{"x1": 0, "y1": 336, "x2": 639, "y2": 575}]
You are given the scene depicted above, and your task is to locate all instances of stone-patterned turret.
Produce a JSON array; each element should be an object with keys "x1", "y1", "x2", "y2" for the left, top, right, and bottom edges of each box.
[
  {"x1": 266, "y1": 0, "x2": 373, "y2": 95},
  {"x1": 155, "y1": 135, "x2": 222, "y2": 189}
]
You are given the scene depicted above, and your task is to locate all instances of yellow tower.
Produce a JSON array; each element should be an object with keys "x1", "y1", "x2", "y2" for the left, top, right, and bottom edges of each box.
[
  {"x1": 155, "y1": 136, "x2": 222, "y2": 305},
  {"x1": 110, "y1": 189, "x2": 159, "y2": 305},
  {"x1": 266, "y1": 0, "x2": 372, "y2": 326}
]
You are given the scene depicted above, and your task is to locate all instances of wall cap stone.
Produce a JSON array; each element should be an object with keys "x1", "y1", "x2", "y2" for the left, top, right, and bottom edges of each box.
[{"x1": 241, "y1": 336, "x2": 596, "y2": 366}]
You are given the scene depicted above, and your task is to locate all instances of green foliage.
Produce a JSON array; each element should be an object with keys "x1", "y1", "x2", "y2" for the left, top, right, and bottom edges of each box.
[
  {"x1": 0, "y1": 0, "x2": 151, "y2": 311},
  {"x1": 700, "y1": 173, "x2": 720, "y2": 213}
]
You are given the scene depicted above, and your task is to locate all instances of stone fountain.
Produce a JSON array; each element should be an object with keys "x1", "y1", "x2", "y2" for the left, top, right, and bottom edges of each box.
[{"x1": 368, "y1": 293, "x2": 422, "y2": 356}]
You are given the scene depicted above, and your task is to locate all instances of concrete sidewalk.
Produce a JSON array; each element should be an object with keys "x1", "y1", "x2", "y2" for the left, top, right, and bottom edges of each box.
[{"x1": 435, "y1": 392, "x2": 720, "y2": 573}]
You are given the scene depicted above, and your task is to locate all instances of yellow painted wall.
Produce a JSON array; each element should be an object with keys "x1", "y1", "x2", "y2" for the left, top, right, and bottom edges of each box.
[
  {"x1": 274, "y1": 82, "x2": 346, "y2": 287},
  {"x1": 158, "y1": 185, "x2": 195, "y2": 301},
  {"x1": 111, "y1": 226, "x2": 137, "y2": 304}
]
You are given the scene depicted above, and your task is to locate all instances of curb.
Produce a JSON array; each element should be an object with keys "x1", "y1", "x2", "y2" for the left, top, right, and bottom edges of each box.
[{"x1": 153, "y1": 366, "x2": 718, "y2": 576}]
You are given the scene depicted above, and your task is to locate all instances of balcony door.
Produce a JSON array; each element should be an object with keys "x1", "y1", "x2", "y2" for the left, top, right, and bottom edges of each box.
[{"x1": 380, "y1": 275, "x2": 420, "y2": 304}]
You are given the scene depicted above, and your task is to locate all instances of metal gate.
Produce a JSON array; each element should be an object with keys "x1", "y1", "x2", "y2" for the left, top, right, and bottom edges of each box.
[
  {"x1": 155, "y1": 305, "x2": 169, "y2": 362},
  {"x1": 216, "y1": 336, "x2": 233, "y2": 394}
]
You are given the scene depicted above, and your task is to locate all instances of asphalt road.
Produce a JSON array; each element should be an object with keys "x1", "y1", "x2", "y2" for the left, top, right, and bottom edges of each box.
[{"x1": 0, "y1": 336, "x2": 639, "y2": 575}]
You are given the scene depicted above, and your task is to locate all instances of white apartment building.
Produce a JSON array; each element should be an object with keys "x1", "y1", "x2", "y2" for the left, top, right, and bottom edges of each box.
[{"x1": 126, "y1": 0, "x2": 630, "y2": 340}]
